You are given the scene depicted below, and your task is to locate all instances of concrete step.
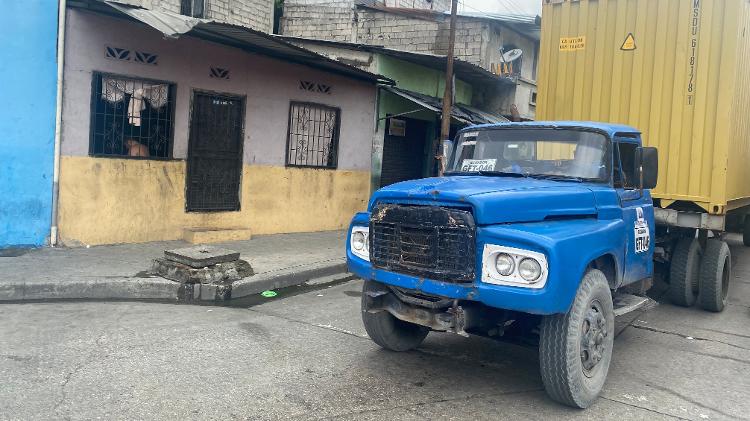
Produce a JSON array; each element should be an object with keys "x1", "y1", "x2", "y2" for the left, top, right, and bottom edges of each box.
[{"x1": 182, "y1": 227, "x2": 252, "y2": 244}]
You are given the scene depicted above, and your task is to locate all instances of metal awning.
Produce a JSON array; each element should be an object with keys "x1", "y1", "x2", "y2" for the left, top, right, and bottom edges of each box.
[
  {"x1": 67, "y1": 0, "x2": 393, "y2": 85},
  {"x1": 382, "y1": 86, "x2": 508, "y2": 125}
]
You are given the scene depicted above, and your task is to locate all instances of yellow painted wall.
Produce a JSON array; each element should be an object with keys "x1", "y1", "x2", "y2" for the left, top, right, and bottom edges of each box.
[{"x1": 58, "y1": 156, "x2": 370, "y2": 245}]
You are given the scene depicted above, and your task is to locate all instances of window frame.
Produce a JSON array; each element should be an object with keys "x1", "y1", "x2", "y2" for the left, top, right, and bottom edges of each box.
[
  {"x1": 88, "y1": 71, "x2": 177, "y2": 161},
  {"x1": 449, "y1": 126, "x2": 612, "y2": 184},
  {"x1": 180, "y1": 0, "x2": 205, "y2": 18},
  {"x1": 284, "y1": 101, "x2": 342, "y2": 170},
  {"x1": 613, "y1": 136, "x2": 640, "y2": 191}
]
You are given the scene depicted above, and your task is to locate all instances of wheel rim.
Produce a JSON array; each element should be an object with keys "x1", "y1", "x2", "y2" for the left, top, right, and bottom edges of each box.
[
  {"x1": 721, "y1": 255, "x2": 730, "y2": 302},
  {"x1": 580, "y1": 299, "x2": 608, "y2": 377}
]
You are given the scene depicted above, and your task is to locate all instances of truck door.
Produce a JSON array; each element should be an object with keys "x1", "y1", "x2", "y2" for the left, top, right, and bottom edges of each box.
[{"x1": 614, "y1": 138, "x2": 654, "y2": 285}]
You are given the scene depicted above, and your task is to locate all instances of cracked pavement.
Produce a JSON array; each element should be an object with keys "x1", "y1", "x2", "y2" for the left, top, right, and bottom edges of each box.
[{"x1": 1, "y1": 238, "x2": 749, "y2": 420}]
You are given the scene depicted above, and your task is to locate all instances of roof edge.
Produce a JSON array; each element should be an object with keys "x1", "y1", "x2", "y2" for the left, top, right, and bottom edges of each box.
[{"x1": 69, "y1": 0, "x2": 394, "y2": 85}]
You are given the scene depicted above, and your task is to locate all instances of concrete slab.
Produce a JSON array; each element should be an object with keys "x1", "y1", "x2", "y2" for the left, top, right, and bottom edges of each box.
[{"x1": 163, "y1": 245, "x2": 240, "y2": 268}]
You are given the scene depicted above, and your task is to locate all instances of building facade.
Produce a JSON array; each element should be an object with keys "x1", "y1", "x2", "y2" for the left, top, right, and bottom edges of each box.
[
  {"x1": 281, "y1": 5, "x2": 540, "y2": 119},
  {"x1": 56, "y1": 5, "x2": 379, "y2": 246},
  {"x1": 0, "y1": 1, "x2": 59, "y2": 248},
  {"x1": 283, "y1": 38, "x2": 508, "y2": 190},
  {"x1": 111, "y1": 0, "x2": 274, "y2": 32}
]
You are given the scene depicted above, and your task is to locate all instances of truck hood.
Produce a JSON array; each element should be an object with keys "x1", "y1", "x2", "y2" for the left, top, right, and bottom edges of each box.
[{"x1": 370, "y1": 176, "x2": 599, "y2": 225}]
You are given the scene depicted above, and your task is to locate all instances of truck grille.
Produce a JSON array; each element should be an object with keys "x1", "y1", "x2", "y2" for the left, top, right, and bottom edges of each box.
[{"x1": 369, "y1": 204, "x2": 476, "y2": 283}]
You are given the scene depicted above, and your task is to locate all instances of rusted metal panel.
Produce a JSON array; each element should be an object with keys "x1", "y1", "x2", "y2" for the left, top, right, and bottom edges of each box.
[{"x1": 537, "y1": 0, "x2": 750, "y2": 214}]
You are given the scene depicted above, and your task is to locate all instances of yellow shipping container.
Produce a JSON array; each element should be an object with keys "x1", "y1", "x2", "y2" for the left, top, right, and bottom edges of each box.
[{"x1": 537, "y1": 0, "x2": 750, "y2": 216}]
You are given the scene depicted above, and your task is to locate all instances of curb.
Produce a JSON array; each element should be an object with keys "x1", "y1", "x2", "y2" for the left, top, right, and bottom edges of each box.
[
  {"x1": 0, "y1": 277, "x2": 181, "y2": 302},
  {"x1": 0, "y1": 260, "x2": 349, "y2": 303},
  {"x1": 230, "y1": 260, "x2": 349, "y2": 299}
]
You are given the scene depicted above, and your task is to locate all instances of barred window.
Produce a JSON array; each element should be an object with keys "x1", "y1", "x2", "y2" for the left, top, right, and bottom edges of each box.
[
  {"x1": 90, "y1": 73, "x2": 175, "y2": 158},
  {"x1": 285, "y1": 102, "x2": 340, "y2": 169}
]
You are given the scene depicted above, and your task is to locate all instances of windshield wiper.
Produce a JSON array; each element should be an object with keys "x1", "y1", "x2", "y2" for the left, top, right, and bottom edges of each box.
[
  {"x1": 528, "y1": 174, "x2": 584, "y2": 182},
  {"x1": 445, "y1": 170, "x2": 527, "y2": 178}
]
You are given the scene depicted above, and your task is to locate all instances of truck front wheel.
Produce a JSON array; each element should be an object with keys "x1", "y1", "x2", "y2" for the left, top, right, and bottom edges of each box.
[
  {"x1": 743, "y1": 217, "x2": 750, "y2": 247},
  {"x1": 699, "y1": 239, "x2": 731, "y2": 312},
  {"x1": 361, "y1": 281, "x2": 429, "y2": 351},
  {"x1": 539, "y1": 269, "x2": 614, "y2": 408}
]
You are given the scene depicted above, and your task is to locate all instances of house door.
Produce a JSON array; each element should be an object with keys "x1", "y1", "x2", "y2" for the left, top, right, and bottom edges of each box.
[
  {"x1": 186, "y1": 92, "x2": 244, "y2": 212},
  {"x1": 380, "y1": 117, "x2": 429, "y2": 187}
]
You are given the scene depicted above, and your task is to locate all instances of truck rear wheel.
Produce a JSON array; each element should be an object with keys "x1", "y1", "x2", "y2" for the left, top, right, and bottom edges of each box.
[
  {"x1": 668, "y1": 238, "x2": 701, "y2": 307},
  {"x1": 698, "y1": 239, "x2": 731, "y2": 312},
  {"x1": 361, "y1": 281, "x2": 429, "y2": 351},
  {"x1": 743, "y1": 217, "x2": 750, "y2": 247},
  {"x1": 539, "y1": 269, "x2": 614, "y2": 408}
]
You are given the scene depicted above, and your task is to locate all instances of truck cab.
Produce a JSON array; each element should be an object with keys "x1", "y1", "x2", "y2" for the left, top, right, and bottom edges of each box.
[{"x1": 346, "y1": 122, "x2": 660, "y2": 408}]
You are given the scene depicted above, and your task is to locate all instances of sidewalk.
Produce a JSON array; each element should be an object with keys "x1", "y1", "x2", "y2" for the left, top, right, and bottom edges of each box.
[{"x1": 0, "y1": 231, "x2": 348, "y2": 302}]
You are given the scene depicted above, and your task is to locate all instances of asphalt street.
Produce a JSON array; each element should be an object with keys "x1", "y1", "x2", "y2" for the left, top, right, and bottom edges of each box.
[{"x1": 1, "y1": 239, "x2": 749, "y2": 420}]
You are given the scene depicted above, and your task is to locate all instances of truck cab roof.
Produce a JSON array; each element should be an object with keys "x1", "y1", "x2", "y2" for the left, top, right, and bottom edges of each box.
[{"x1": 463, "y1": 121, "x2": 641, "y2": 139}]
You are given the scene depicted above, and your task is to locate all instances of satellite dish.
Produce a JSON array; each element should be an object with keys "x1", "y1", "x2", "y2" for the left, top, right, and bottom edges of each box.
[{"x1": 502, "y1": 49, "x2": 523, "y2": 62}]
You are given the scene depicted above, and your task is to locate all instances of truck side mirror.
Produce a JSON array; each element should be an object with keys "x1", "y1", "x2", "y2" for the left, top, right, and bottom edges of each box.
[{"x1": 635, "y1": 146, "x2": 658, "y2": 190}]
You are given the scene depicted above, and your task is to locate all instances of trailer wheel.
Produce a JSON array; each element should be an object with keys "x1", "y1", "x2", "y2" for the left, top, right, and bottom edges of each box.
[
  {"x1": 699, "y1": 239, "x2": 731, "y2": 312},
  {"x1": 668, "y1": 238, "x2": 701, "y2": 307},
  {"x1": 539, "y1": 269, "x2": 614, "y2": 409},
  {"x1": 743, "y1": 217, "x2": 750, "y2": 247},
  {"x1": 361, "y1": 281, "x2": 429, "y2": 351}
]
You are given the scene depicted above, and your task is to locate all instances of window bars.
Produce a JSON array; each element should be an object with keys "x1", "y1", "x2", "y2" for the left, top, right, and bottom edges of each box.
[
  {"x1": 90, "y1": 73, "x2": 175, "y2": 158},
  {"x1": 286, "y1": 102, "x2": 341, "y2": 169}
]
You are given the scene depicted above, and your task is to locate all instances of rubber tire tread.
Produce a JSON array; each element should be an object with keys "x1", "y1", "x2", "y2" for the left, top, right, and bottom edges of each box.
[
  {"x1": 361, "y1": 281, "x2": 429, "y2": 352},
  {"x1": 668, "y1": 238, "x2": 701, "y2": 307},
  {"x1": 699, "y1": 239, "x2": 731, "y2": 313},
  {"x1": 743, "y1": 217, "x2": 750, "y2": 247},
  {"x1": 539, "y1": 269, "x2": 614, "y2": 409}
]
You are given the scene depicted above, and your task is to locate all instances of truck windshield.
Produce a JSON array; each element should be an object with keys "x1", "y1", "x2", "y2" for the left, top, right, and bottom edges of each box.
[{"x1": 447, "y1": 128, "x2": 609, "y2": 182}]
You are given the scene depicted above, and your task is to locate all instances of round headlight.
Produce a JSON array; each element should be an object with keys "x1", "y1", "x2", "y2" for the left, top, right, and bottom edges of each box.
[
  {"x1": 518, "y1": 258, "x2": 542, "y2": 282},
  {"x1": 352, "y1": 231, "x2": 366, "y2": 251},
  {"x1": 494, "y1": 253, "x2": 515, "y2": 276}
]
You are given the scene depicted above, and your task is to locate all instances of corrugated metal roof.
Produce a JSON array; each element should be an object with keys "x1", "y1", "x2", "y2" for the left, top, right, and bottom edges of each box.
[
  {"x1": 454, "y1": 11, "x2": 541, "y2": 40},
  {"x1": 383, "y1": 86, "x2": 508, "y2": 125},
  {"x1": 278, "y1": 36, "x2": 516, "y2": 87},
  {"x1": 67, "y1": 0, "x2": 393, "y2": 84}
]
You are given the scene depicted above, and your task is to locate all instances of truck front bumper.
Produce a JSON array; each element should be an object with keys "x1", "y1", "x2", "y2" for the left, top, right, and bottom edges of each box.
[{"x1": 349, "y1": 250, "x2": 567, "y2": 315}]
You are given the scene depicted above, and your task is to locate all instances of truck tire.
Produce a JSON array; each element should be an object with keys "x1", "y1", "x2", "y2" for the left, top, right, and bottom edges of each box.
[
  {"x1": 361, "y1": 281, "x2": 429, "y2": 351},
  {"x1": 698, "y1": 239, "x2": 731, "y2": 312},
  {"x1": 539, "y1": 269, "x2": 614, "y2": 409},
  {"x1": 668, "y1": 238, "x2": 701, "y2": 307},
  {"x1": 743, "y1": 217, "x2": 750, "y2": 247}
]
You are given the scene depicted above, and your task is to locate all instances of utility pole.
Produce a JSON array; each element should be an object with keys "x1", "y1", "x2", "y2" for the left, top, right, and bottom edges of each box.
[{"x1": 437, "y1": 0, "x2": 458, "y2": 176}]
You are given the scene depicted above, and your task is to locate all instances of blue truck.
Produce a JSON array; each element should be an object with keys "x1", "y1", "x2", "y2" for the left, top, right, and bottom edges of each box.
[{"x1": 346, "y1": 122, "x2": 733, "y2": 408}]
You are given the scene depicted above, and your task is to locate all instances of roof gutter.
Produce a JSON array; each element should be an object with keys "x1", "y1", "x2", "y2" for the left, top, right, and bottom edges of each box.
[{"x1": 50, "y1": 0, "x2": 67, "y2": 246}]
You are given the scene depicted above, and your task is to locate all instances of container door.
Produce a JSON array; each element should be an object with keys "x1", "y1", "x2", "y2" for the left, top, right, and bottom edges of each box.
[{"x1": 615, "y1": 140, "x2": 654, "y2": 285}]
